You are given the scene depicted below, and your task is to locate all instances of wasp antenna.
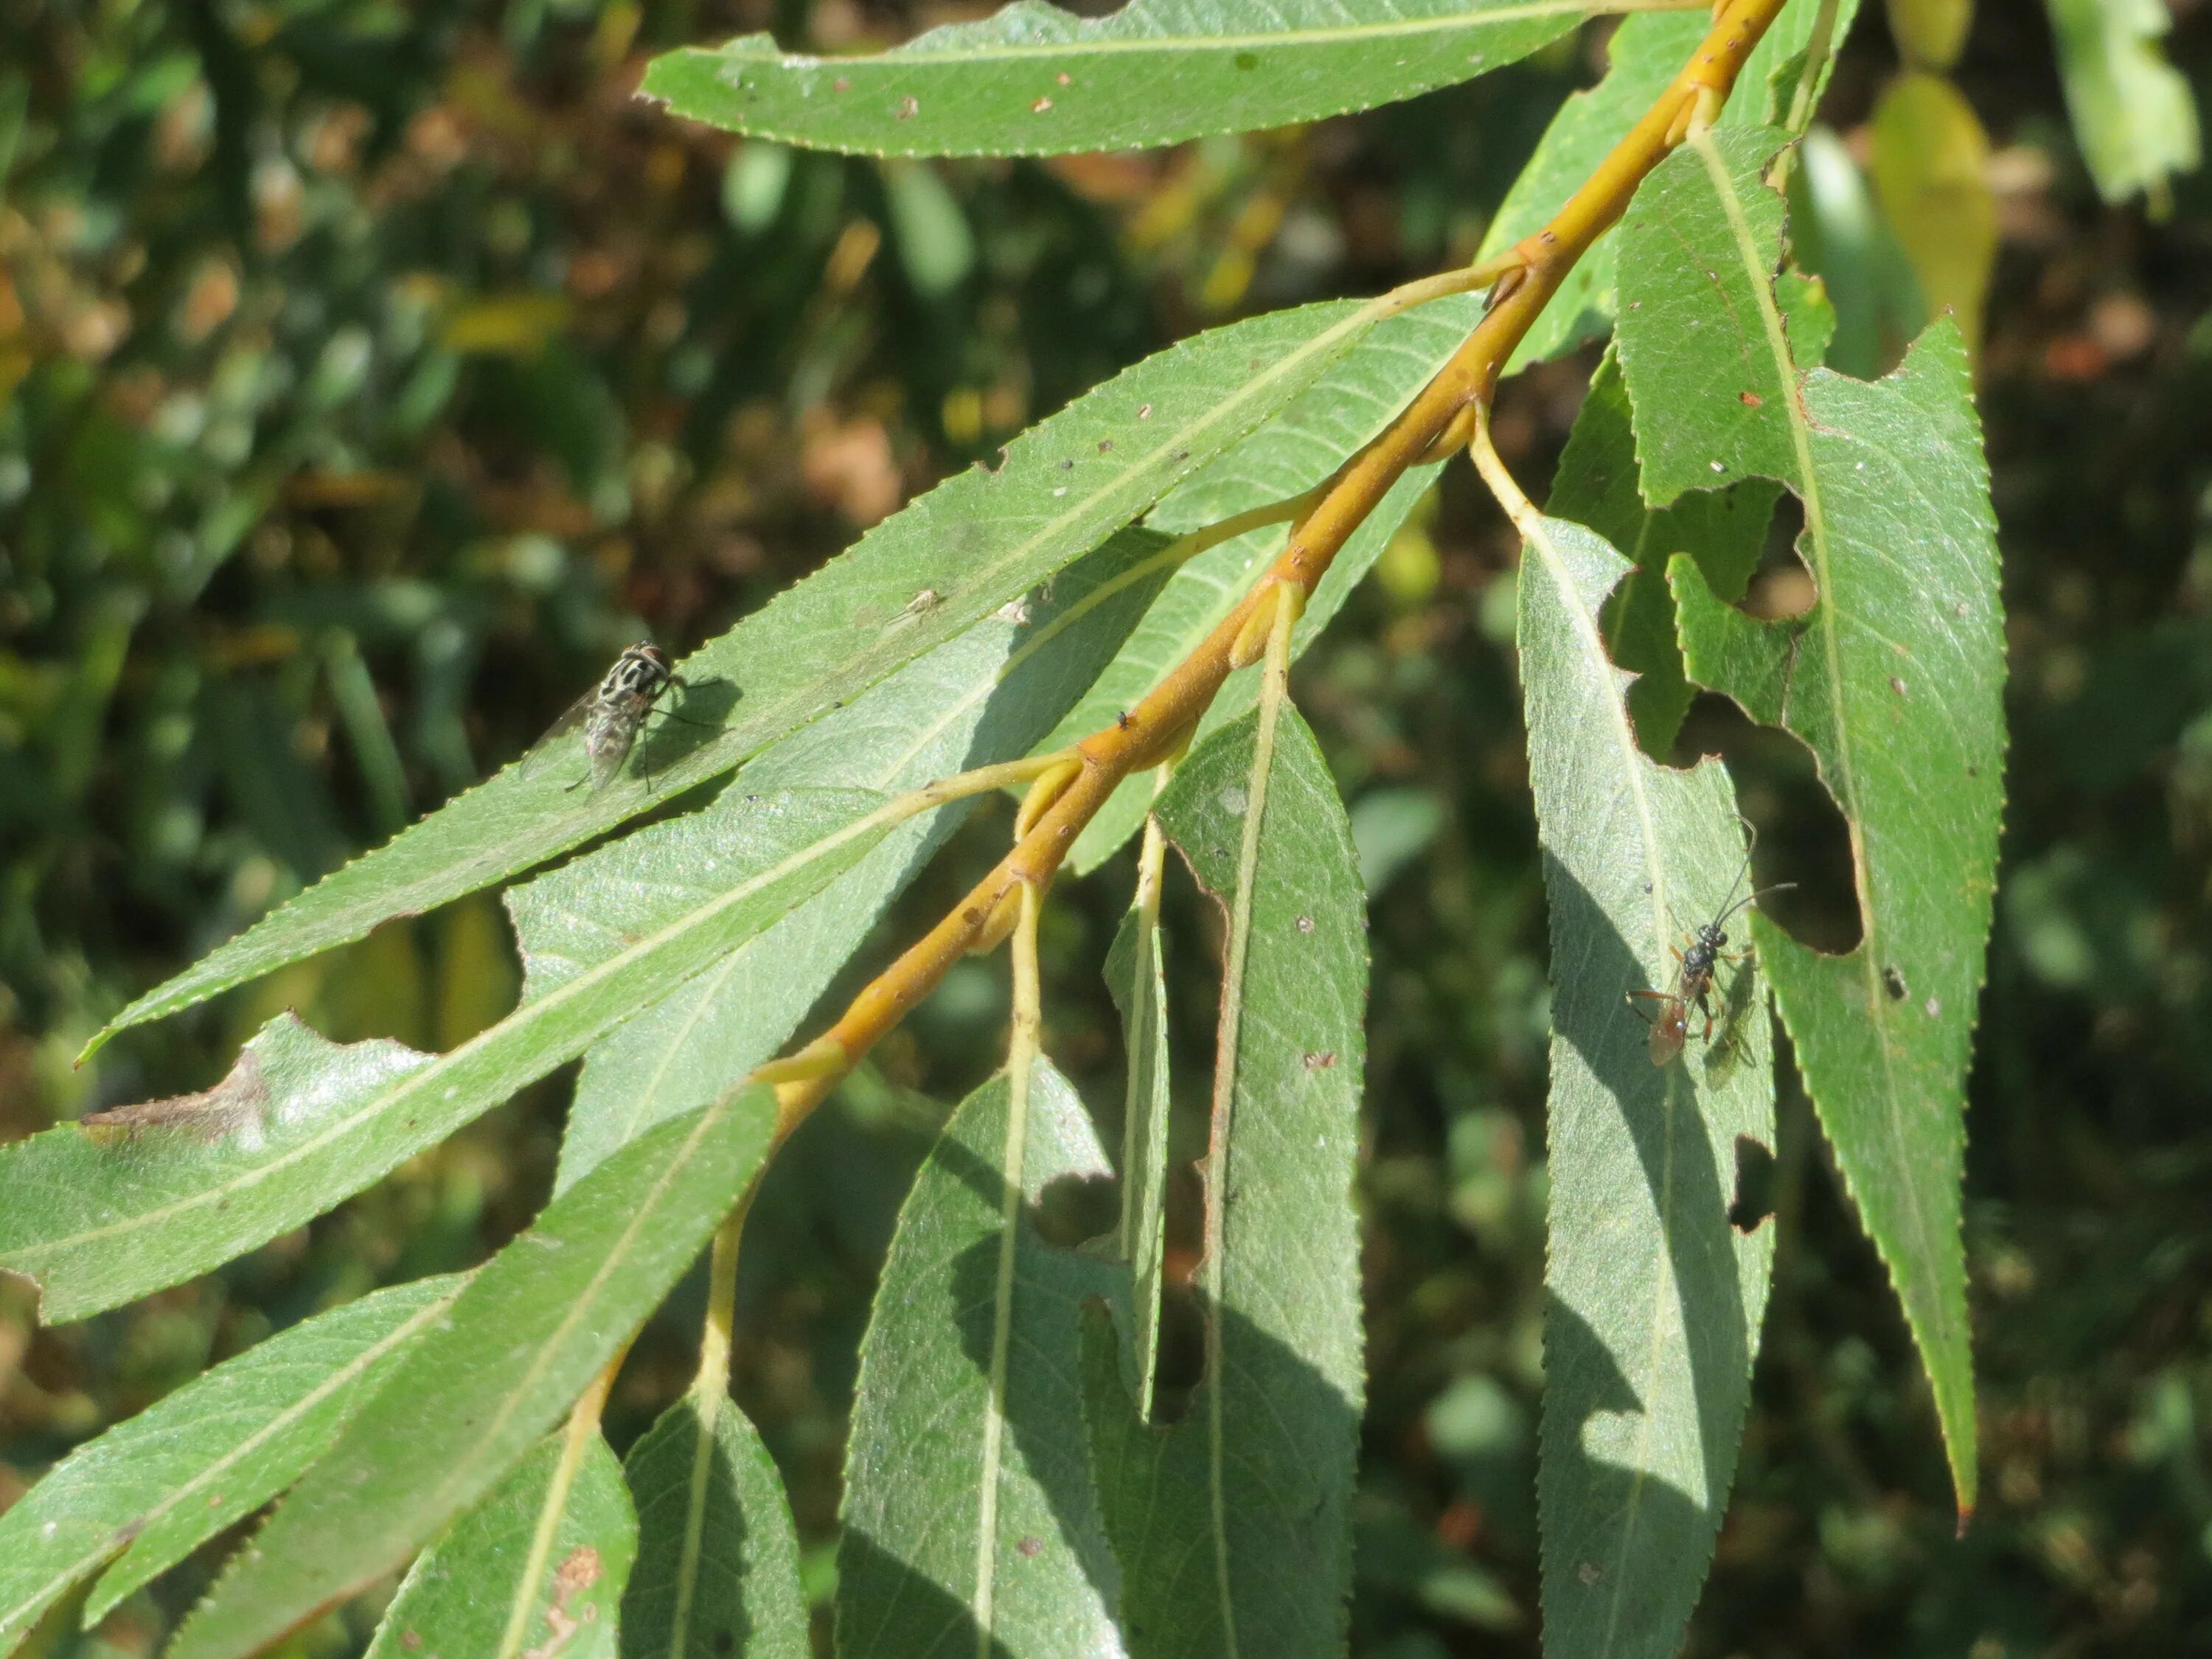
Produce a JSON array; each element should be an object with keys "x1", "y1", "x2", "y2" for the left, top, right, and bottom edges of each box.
[
  {"x1": 1715, "y1": 828, "x2": 1757, "y2": 917},
  {"x1": 1717, "y1": 880, "x2": 1798, "y2": 927}
]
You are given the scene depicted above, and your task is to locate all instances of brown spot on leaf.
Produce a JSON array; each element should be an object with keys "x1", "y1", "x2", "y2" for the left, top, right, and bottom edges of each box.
[
  {"x1": 1739, "y1": 390, "x2": 1763, "y2": 407},
  {"x1": 895, "y1": 94, "x2": 919, "y2": 120},
  {"x1": 554, "y1": 1545, "x2": 602, "y2": 1597}
]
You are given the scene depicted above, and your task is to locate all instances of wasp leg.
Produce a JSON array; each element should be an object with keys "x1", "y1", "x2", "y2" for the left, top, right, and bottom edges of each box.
[{"x1": 1625, "y1": 989, "x2": 1672, "y2": 1027}]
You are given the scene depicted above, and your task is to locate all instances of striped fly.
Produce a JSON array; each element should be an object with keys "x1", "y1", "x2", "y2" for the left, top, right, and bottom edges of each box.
[{"x1": 535, "y1": 641, "x2": 692, "y2": 792}]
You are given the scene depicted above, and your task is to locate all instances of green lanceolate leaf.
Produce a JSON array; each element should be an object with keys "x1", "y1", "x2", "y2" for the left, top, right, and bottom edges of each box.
[
  {"x1": 167, "y1": 1085, "x2": 778, "y2": 1659},
  {"x1": 91, "y1": 298, "x2": 1394, "y2": 1055},
  {"x1": 1615, "y1": 124, "x2": 2003, "y2": 1512},
  {"x1": 546, "y1": 530, "x2": 1173, "y2": 1192},
  {"x1": 1514, "y1": 511, "x2": 1776, "y2": 1659},
  {"x1": 2044, "y1": 0, "x2": 2202, "y2": 206},
  {"x1": 1085, "y1": 701, "x2": 1368, "y2": 1659},
  {"x1": 1, "y1": 793, "x2": 885, "y2": 1321},
  {"x1": 837, "y1": 1060, "x2": 1123, "y2": 1659},
  {"x1": 1548, "y1": 352, "x2": 1780, "y2": 758},
  {"x1": 364, "y1": 1433, "x2": 637, "y2": 1659},
  {"x1": 622, "y1": 1396, "x2": 809, "y2": 1659},
  {"x1": 1477, "y1": 0, "x2": 1861, "y2": 370},
  {"x1": 1054, "y1": 296, "x2": 1483, "y2": 872},
  {"x1": 1105, "y1": 857, "x2": 1172, "y2": 1422},
  {"x1": 643, "y1": 0, "x2": 1582, "y2": 161},
  {"x1": 0, "y1": 1277, "x2": 462, "y2": 1653}
]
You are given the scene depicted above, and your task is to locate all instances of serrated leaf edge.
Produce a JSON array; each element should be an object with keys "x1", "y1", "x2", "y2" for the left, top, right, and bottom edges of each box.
[
  {"x1": 92, "y1": 299, "x2": 1385, "y2": 1055},
  {"x1": 0, "y1": 1281, "x2": 462, "y2": 1650}
]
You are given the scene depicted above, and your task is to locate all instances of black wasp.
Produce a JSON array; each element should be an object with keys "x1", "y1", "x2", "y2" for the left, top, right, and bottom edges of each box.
[
  {"x1": 535, "y1": 641, "x2": 695, "y2": 792},
  {"x1": 1627, "y1": 827, "x2": 1793, "y2": 1067}
]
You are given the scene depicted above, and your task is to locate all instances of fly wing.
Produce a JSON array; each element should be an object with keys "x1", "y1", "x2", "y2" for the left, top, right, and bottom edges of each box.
[{"x1": 517, "y1": 685, "x2": 600, "y2": 779}]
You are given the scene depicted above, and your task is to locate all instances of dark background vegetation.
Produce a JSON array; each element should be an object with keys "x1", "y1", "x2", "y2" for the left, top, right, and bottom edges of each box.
[{"x1": 4, "y1": 1, "x2": 2210, "y2": 1654}]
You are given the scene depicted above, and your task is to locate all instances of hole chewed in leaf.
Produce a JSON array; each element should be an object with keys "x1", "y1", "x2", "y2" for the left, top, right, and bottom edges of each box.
[
  {"x1": 1673, "y1": 698, "x2": 1862, "y2": 956},
  {"x1": 1725, "y1": 1135, "x2": 1777, "y2": 1234},
  {"x1": 1742, "y1": 494, "x2": 1816, "y2": 622}
]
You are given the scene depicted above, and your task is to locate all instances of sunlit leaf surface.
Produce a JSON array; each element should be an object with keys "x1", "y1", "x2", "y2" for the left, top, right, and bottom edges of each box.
[
  {"x1": 94, "y1": 299, "x2": 1391, "y2": 1051},
  {"x1": 644, "y1": 0, "x2": 1583, "y2": 159},
  {"x1": 1105, "y1": 888, "x2": 1172, "y2": 1419},
  {"x1": 1052, "y1": 296, "x2": 1481, "y2": 872}
]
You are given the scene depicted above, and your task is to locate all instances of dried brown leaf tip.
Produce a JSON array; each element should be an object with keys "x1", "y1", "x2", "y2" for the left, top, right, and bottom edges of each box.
[{"x1": 80, "y1": 1051, "x2": 269, "y2": 1147}]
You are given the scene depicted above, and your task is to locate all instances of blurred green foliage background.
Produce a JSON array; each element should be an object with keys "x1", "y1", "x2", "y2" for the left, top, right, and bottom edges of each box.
[{"x1": 3, "y1": 1, "x2": 2211, "y2": 1654}]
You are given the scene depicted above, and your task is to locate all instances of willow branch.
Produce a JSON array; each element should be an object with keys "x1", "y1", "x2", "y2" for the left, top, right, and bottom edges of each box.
[{"x1": 749, "y1": 0, "x2": 1787, "y2": 1141}]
